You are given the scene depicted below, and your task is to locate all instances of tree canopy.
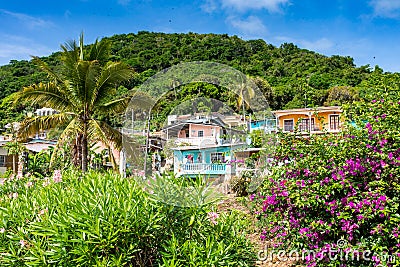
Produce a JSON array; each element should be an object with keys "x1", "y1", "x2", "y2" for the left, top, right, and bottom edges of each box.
[{"x1": 0, "y1": 31, "x2": 391, "y2": 130}]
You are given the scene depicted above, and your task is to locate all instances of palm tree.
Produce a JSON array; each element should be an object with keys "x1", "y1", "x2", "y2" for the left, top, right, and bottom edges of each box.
[
  {"x1": 235, "y1": 76, "x2": 255, "y2": 130},
  {"x1": 13, "y1": 33, "x2": 134, "y2": 172}
]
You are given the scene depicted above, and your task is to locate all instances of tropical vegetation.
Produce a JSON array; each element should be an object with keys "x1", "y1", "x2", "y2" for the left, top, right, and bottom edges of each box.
[
  {"x1": 0, "y1": 170, "x2": 254, "y2": 266},
  {"x1": 0, "y1": 32, "x2": 400, "y2": 267},
  {"x1": 11, "y1": 34, "x2": 133, "y2": 171},
  {"x1": 250, "y1": 72, "x2": 400, "y2": 266}
]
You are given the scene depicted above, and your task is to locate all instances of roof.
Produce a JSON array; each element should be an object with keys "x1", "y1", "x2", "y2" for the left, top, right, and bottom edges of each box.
[
  {"x1": 171, "y1": 142, "x2": 246, "y2": 151},
  {"x1": 23, "y1": 139, "x2": 57, "y2": 153},
  {"x1": 162, "y1": 118, "x2": 227, "y2": 138},
  {"x1": 272, "y1": 106, "x2": 341, "y2": 116}
]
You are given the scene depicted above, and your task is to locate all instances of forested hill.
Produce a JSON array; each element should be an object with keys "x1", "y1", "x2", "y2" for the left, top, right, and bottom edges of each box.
[{"x1": 0, "y1": 31, "x2": 387, "y2": 127}]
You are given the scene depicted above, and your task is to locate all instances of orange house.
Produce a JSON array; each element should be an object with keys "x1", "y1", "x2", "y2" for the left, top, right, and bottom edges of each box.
[{"x1": 272, "y1": 106, "x2": 342, "y2": 134}]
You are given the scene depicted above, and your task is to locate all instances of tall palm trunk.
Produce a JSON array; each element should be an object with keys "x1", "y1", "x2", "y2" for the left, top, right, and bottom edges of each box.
[
  {"x1": 81, "y1": 120, "x2": 88, "y2": 172},
  {"x1": 72, "y1": 134, "x2": 83, "y2": 168}
]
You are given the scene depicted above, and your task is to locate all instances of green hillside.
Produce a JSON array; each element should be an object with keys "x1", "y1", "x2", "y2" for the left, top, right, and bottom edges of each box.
[{"x1": 0, "y1": 31, "x2": 389, "y2": 129}]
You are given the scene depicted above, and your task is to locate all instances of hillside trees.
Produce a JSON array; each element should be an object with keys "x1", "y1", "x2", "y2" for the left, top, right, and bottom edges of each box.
[{"x1": 0, "y1": 31, "x2": 375, "y2": 128}]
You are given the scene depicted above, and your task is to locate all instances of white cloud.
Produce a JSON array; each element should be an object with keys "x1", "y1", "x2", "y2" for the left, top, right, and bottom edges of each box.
[
  {"x1": 201, "y1": 0, "x2": 289, "y2": 13},
  {"x1": 201, "y1": 0, "x2": 218, "y2": 13},
  {"x1": 299, "y1": 38, "x2": 334, "y2": 52},
  {"x1": 0, "y1": 9, "x2": 53, "y2": 29},
  {"x1": 275, "y1": 36, "x2": 334, "y2": 53},
  {"x1": 369, "y1": 0, "x2": 400, "y2": 18},
  {"x1": 0, "y1": 35, "x2": 52, "y2": 66},
  {"x1": 221, "y1": 0, "x2": 289, "y2": 12},
  {"x1": 228, "y1": 16, "x2": 267, "y2": 36}
]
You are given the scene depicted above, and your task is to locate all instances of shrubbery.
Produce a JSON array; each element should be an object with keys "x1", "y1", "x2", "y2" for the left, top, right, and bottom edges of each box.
[
  {"x1": 250, "y1": 86, "x2": 400, "y2": 266},
  {"x1": 0, "y1": 170, "x2": 255, "y2": 266}
]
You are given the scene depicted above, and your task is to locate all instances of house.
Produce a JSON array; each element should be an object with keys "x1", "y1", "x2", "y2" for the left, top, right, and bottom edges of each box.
[
  {"x1": 164, "y1": 114, "x2": 248, "y2": 182},
  {"x1": 162, "y1": 116, "x2": 230, "y2": 146},
  {"x1": 33, "y1": 107, "x2": 58, "y2": 139},
  {"x1": 171, "y1": 143, "x2": 246, "y2": 179},
  {"x1": 247, "y1": 118, "x2": 277, "y2": 133},
  {"x1": 23, "y1": 139, "x2": 56, "y2": 153},
  {"x1": 272, "y1": 106, "x2": 342, "y2": 134}
]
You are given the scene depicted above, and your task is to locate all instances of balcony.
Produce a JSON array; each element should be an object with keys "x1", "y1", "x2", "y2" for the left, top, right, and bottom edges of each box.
[
  {"x1": 179, "y1": 163, "x2": 227, "y2": 175},
  {"x1": 175, "y1": 137, "x2": 218, "y2": 146},
  {"x1": 281, "y1": 123, "x2": 341, "y2": 134}
]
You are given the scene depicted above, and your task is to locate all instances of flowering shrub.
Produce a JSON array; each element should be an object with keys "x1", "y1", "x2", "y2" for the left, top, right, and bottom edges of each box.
[
  {"x1": 251, "y1": 87, "x2": 400, "y2": 266},
  {"x1": 0, "y1": 170, "x2": 255, "y2": 266}
]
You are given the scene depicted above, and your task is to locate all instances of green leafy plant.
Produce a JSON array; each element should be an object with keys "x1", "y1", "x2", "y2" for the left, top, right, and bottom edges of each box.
[{"x1": 0, "y1": 170, "x2": 256, "y2": 266}]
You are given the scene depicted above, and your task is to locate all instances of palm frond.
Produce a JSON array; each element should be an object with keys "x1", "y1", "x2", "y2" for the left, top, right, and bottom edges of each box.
[
  {"x1": 31, "y1": 56, "x2": 63, "y2": 84},
  {"x1": 88, "y1": 120, "x2": 122, "y2": 150},
  {"x1": 72, "y1": 60, "x2": 100, "y2": 108},
  {"x1": 79, "y1": 32, "x2": 84, "y2": 60},
  {"x1": 97, "y1": 97, "x2": 130, "y2": 115},
  {"x1": 88, "y1": 38, "x2": 110, "y2": 64},
  {"x1": 92, "y1": 62, "x2": 134, "y2": 107},
  {"x1": 49, "y1": 118, "x2": 82, "y2": 167},
  {"x1": 12, "y1": 82, "x2": 76, "y2": 112},
  {"x1": 87, "y1": 120, "x2": 121, "y2": 170},
  {"x1": 17, "y1": 113, "x2": 74, "y2": 139},
  {"x1": 97, "y1": 91, "x2": 156, "y2": 115},
  {"x1": 60, "y1": 39, "x2": 80, "y2": 76}
]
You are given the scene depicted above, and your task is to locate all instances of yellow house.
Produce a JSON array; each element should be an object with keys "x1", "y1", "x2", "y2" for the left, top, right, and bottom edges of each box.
[{"x1": 272, "y1": 106, "x2": 342, "y2": 134}]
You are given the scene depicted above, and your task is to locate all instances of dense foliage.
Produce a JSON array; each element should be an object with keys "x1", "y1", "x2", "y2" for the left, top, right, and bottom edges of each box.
[
  {"x1": 0, "y1": 31, "x2": 376, "y2": 130},
  {"x1": 250, "y1": 73, "x2": 400, "y2": 266},
  {"x1": 0, "y1": 170, "x2": 255, "y2": 266}
]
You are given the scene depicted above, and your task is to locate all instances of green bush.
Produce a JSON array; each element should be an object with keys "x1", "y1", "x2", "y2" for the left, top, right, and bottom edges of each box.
[{"x1": 0, "y1": 170, "x2": 255, "y2": 266}]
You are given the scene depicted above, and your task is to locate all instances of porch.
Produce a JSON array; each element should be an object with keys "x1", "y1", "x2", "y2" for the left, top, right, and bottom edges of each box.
[{"x1": 179, "y1": 163, "x2": 227, "y2": 175}]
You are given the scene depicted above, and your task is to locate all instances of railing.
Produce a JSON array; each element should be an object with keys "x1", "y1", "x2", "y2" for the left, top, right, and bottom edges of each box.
[
  {"x1": 175, "y1": 137, "x2": 217, "y2": 146},
  {"x1": 280, "y1": 123, "x2": 341, "y2": 133},
  {"x1": 179, "y1": 163, "x2": 226, "y2": 174}
]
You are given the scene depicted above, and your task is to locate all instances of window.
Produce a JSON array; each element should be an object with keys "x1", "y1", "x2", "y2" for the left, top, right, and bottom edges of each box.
[
  {"x1": 0, "y1": 155, "x2": 5, "y2": 167},
  {"x1": 298, "y1": 118, "x2": 315, "y2": 132},
  {"x1": 283, "y1": 119, "x2": 294, "y2": 132},
  {"x1": 211, "y1": 152, "x2": 225, "y2": 163},
  {"x1": 330, "y1": 115, "x2": 340, "y2": 130},
  {"x1": 198, "y1": 130, "x2": 204, "y2": 137}
]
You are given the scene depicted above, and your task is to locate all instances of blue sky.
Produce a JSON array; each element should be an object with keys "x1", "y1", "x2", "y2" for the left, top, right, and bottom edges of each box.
[{"x1": 1, "y1": 0, "x2": 400, "y2": 72}]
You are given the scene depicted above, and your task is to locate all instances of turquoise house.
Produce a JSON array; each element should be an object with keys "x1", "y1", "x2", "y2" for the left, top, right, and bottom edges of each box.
[
  {"x1": 172, "y1": 143, "x2": 246, "y2": 178},
  {"x1": 248, "y1": 119, "x2": 276, "y2": 133}
]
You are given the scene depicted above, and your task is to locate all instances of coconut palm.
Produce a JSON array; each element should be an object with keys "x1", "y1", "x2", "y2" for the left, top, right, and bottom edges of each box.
[
  {"x1": 13, "y1": 33, "x2": 134, "y2": 172},
  {"x1": 232, "y1": 76, "x2": 256, "y2": 130}
]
